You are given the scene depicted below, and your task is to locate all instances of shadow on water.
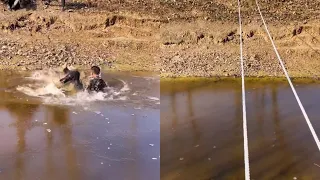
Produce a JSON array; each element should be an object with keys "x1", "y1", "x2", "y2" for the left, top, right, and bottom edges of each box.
[
  {"x1": 5, "y1": 103, "x2": 39, "y2": 180},
  {"x1": 0, "y1": 101, "x2": 81, "y2": 180},
  {"x1": 161, "y1": 80, "x2": 320, "y2": 180}
]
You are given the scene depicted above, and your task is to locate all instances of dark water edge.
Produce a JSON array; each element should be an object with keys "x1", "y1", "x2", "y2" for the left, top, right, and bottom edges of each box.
[{"x1": 161, "y1": 76, "x2": 320, "y2": 83}]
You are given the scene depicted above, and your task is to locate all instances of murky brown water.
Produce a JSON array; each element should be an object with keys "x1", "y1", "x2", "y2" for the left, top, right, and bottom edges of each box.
[
  {"x1": 161, "y1": 79, "x2": 320, "y2": 180},
  {"x1": 0, "y1": 71, "x2": 160, "y2": 180}
]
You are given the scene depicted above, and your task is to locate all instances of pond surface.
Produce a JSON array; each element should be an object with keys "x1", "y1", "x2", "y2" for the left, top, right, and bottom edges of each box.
[
  {"x1": 0, "y1": 70, "x2": 160, "y2": 180},
  {"x1": 161, "y1": 79, "x2": 320, "y2": 180}
]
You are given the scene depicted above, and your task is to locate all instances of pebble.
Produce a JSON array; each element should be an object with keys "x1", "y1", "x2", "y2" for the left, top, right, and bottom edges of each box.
[
  {"x1": 149, "y1": 144, "x2": 154, "y2": 147},
  {"x1": 108, "y1": 147, "x2": 110, "y2": 149},
  {"x1": 105, "y1": 118, "x2": 109, "y2": 120},
  {"x1": 46, "y1": 129, "x2": 51, "y2": 133},
  {"x1": 43, "y1": 123, "x2": 47, "y2": 125},
  {"x1": 293, "y1": 177, "x2": 297, "y2": 180},
  {"x1": 179, "y1": 158, "x2": 184, "y2": 161},
  {"x1": 152, "y1": 158, "x2": 157, "y2": 160},
  {"x1": 72, "y1": 111, "x2": 77, "y2": 114},
  {"x1": 101, "y1": 162, "x2": 104, "y2": 165}
]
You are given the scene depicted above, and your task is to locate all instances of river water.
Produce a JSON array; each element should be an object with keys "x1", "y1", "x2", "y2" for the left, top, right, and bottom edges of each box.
[
  {"x1": 0, "y1": 70, "x2": 160, "y2": 180},
  {"x1": 161, "y1": 79, "x2": 320, "y2": 180}
]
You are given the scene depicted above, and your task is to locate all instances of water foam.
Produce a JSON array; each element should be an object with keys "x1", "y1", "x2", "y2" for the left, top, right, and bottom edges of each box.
[{"x1": 17, "y1": 70, "x2": 130, "y2": 106}]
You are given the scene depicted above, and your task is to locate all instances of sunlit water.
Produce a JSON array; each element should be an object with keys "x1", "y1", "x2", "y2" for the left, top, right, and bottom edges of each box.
[
  {"x1": 0, "y1": 70, "x2": 160, "y2": 180},
  {"x1": 161, "y1": 79, "x2": 320, "y2": 180}
]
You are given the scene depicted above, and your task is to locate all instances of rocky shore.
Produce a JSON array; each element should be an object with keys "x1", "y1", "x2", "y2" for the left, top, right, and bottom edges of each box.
[
  {"x1": 159, "y1": 0, "x2": 320, "y2": 78},
  {"x1": 0, "y1": 0, "x2": 319, "y2": 78},
  {"x1": 0, "y1": 0, "x2": 160, "y2": 72}
]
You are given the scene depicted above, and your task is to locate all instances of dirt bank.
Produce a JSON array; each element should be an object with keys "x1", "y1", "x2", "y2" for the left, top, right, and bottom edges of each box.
[
  {"x1": 0, "y1": 0, "x2": 319, "y2": 77},
  {"x1": 0, "y1": 0, "x2": 161, "y2": 72},
  {"x1": 159, "y1": 0, "x2": 320, "y2": 78}
]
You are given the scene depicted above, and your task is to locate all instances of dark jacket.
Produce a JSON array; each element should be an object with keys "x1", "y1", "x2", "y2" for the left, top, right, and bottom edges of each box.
[{"x1": 86, "y1": 78, "x2": 107, "y2": 92}]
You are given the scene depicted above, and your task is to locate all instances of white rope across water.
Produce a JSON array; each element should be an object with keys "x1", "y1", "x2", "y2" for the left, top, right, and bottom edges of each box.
[
  {"x1": 255, "y1": 0, "x2": 320, "y2": 151},
  {"x1": 236, "y1": 0, "x2": 251, "y2": 179}
]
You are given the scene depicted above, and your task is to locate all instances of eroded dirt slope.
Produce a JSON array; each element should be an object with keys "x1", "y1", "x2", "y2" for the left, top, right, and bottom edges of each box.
[
  {"x1": 0, "y1": 0, "x2": 161, "y2": 71},
  {"x1": 159, "y1": 0, "x2": 320, "y2": 77},
  {"x1": 0, "y1": 0, "x2": 319, "y2": 77}
]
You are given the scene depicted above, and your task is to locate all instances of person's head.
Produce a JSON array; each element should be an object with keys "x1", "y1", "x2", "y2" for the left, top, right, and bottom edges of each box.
[{"x1": 90, "y1": 66, "x2": 100, "y2": 78}]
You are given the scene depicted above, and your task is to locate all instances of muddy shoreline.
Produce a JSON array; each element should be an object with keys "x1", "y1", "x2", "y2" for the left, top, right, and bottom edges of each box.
[
  {"x1": 0, "y1": 1, "x2": 160, "y2": 72},
  {"x1": 159, "y1": 0, "x2": 320, "y2": 78},
  {"x1": 0, "y1": 0, "x2": 319, "y2": 77},
  {"x1": 161, "y1": 76, "x2": 320, "y2": 84},
  {"x1": 159, "y1": 18, "x2": 320, "y2": 78}
]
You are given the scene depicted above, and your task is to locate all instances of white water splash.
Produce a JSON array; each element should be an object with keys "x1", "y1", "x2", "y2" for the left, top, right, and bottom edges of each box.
[
  {"x1": 16, "y1": 70, "x2": 130, "y2": 106},
  {"x1": 17, "y1": 83, "x2": 66, "y2": 97},
  {"x1": 147, "y1": 96, "x2": 159, "y2": 101}
]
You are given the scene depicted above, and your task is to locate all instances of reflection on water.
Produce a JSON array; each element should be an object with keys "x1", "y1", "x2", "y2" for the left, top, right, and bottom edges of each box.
[
  {"x1": 161, "y1": 80, "x2": 320, "y2": 180},
  {"x1": 0, "y1": 71, "x2": 160, "y2": 180}
]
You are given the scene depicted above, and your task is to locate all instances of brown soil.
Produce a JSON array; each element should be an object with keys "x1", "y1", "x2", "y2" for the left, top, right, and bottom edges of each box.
[
  {"x1": 1, "y1": 0, "x2": 320, "y2": 78},
  {"x1": 0, "y1": 0, "x2": 161, "y2": 71},
  {"x1": 159, "y1": 0, "x2": 320, "y2": 78}
]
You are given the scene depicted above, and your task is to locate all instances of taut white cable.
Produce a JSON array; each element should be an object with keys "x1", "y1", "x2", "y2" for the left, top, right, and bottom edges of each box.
[
  {"x1": 256, "y1": 0, "x2": 320, "y2": 150},
  {"x1": 237, "y1": 0, "x2": 251, "y2": 179}
]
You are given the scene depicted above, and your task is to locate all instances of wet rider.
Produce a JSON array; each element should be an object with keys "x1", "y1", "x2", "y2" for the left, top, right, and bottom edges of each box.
[{"x1": 86, "y1": 66, "x2": 107, "y2": 92}]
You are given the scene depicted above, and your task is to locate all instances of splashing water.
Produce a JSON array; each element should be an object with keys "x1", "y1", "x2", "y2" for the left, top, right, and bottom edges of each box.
[{"x1": 16, "y1": 70, "x2": 130, "y2": 106}]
